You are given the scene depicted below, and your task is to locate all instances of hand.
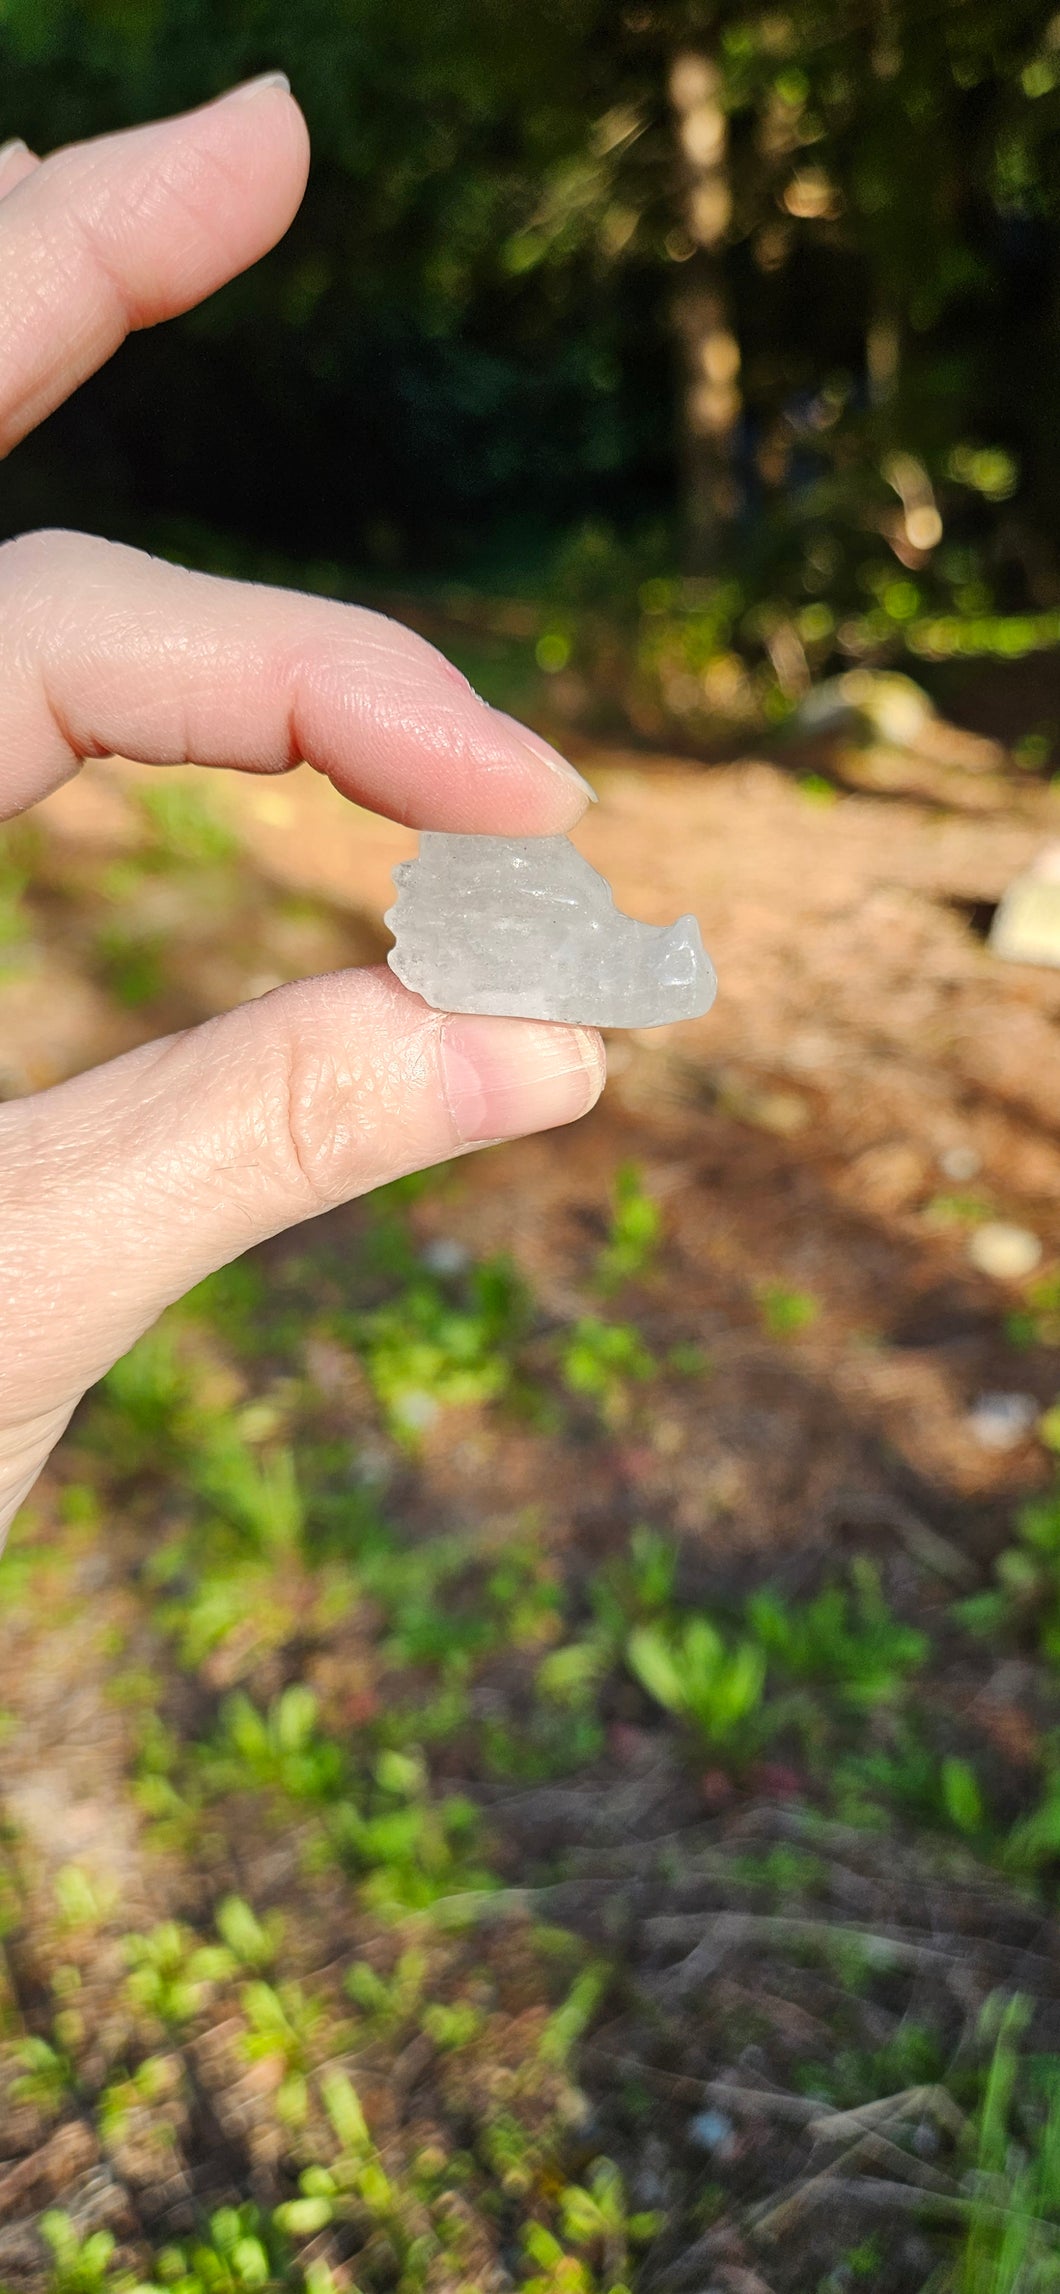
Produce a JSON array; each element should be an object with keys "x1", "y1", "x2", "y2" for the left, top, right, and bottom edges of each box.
[{"x1": 0, "y1": 79, "x2": 605, "y2": 1538}]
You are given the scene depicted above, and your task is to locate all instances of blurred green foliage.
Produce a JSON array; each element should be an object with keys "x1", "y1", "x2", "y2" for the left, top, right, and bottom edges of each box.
[
  {"x1": 4, "y1": 0, "x2": 1060, "y2": 662},
  {"x1": 11, "y1": 1148, "x2": 1060, "y2": 2288}
]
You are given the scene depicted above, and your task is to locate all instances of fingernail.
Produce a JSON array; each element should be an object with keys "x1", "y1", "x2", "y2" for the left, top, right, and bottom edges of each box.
[
  {"x1": 441, "y1": 1015, "x2": 605, "y2": 1145},
  {"x1": 0, "y1": 138, "x2": 29, "y2": 167},
  {"x1": 220, "y1": 70, "x2": 291, "y2": 102},
  {"x1": 491, "y1": 711, "x2": 598, "y2": 806}
]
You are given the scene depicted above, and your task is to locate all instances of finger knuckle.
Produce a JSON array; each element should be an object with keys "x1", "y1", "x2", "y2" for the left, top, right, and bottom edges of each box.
[
  {"x1": 253, "y1": 1007, "x2": 355, "y2": 1216},
  {"x1": 246, "y1": 974, "x2": 427, "y2": 1215}
]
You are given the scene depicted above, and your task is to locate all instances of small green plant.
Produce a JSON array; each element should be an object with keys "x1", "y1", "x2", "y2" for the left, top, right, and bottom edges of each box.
[
  {"x1": 193, "y1": 1437, "x2": 304, "y2": 1553},
  {"x1": 142, "y1": 2202, "x2": 280, "y2": 2294},
  {"x1": 591, "y1": 1526, "x2": 677, "y2": 1651},
  {"x1": 949, "y1": 1994, "x2": 1060, "y2": 2294},
  {"x1": 797, "y1": 771, "x2": 837, "y2": 804},
  {"x1": 202, "y1": 1687, "x2": 346, "y2": 1804},
  {"x1": 961, "y1": 1474, "x2": 1060, "y2": 1663},
  {"x1": 560, "y1": 1315, "x2": 654, "y2": 1422},
  {"x1": 351, "y1": 1254, "x2": 530, "y2": 1441},
  {"x1": 539, "y1": 1965, "x2": 609, "y2": 2067},
  {"x1": 150, "y1": 1559, "x2": 281, "y2": 1672},
  {"x1": 214, "y1": 1896, "x2": 284, "y2": 1972},
  {"x1": 595, "y1": 1163, "x2": 660, "y2": 1292},
  {"x1": 522, "y1": 2160, "x2": 659, "y2": 2294},
  {"x1": 627, "y1": 1616, "x2": 766, "y2": 1754},
  {"x1": 746, "y1": 1562, "x2": 927, "y2": 1706},
  {"x1": 329, "y1": 1751, "x2": 495, "y2": 1913},
  {"x1": 757, "y1": 1283, "x2": 820, "y2": 1339},
  {"x1": 559, "y1": 2157, "x2": 662, "y2": 2283},
  {"x1": 90, "y1": 1323, "x2": 202, "y2": 1473},
  {"x1": 145, "y1": 1436, "x2": 319, "y2": 1669},
  {"x1": 1006, "y1": 1270, "x2": 1060, "y2": 1349},
  {"x1": 0, "y1": 1507, "x2": 48, "y2": 1612},
  {"x1": 39, "y1": 2213, "x2": 118, "y2": 2294},
  {"x1": 123, "y1": 1921, "x2": 234, "y2": 2029},
  {"x1": 11, "y1": 2035, "x2": 76, "y2": 2112},
  {"x1": 53, "y1": 1863, "x2": 118, "y2": 1934},
  {"x1": 367, "y1": 1530, "x2": 484, "y2": 1670},
  {"x1": 531, "y1": 1531, "x2": 678, "y2": 1757},
  {"x1": 833, "y1": 1715, "x2": 993, "y2": 1840},
  {"x1": 940, "y1": 1754, "x2": 989, "y2": 1839},
  {"x1": 131, "y1": 1713, "x2": 204, "y2": 1850},
  {"x1": 535, "y1": 1638, "x2": 608, "y2": 1709},
  {"x1": 0, "y1": 834, "x2": 31, "y2": 973},
  {"x1": 93, "y1": 921, "x2": 167, "y2": 1008},
  {"x1": 136, "y1": 781, "x2": 239, "y2": 866},
  {"x1": 344, "y1": 1946, "x2": 427, "y2": 2035},
  {"x1": 273, "y1": 2070, "x2": 405, "y2": 2245},
  {"x1": 421, "y1": 1997, "x2": 485, "y2": 2050},
  {"x1": 924, "y1": 1192, "x2": 996, "y2": 1229},
  {"x1": 239, "y1": 1978, "x2": 325, "y2": 2125},
  {"x1": 97, "y1": 2053, "x2": 180, "y2": 2153},
  {"x1": 521, "y1": 2224, "x2": 595, "y2": 2294},
  {"x1": 1005, "y1": 1758, "x2": 1060, "y2": 1873}
]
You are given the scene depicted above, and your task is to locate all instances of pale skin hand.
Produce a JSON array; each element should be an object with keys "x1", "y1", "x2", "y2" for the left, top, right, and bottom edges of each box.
[{"x1": 0, "y1": 79, "x2": 605, "y2": 1539}]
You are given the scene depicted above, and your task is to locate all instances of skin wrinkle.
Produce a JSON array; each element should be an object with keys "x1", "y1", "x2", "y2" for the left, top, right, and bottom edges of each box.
[
  {"x1": 62, "y1": 190, "x2": 140, "y2": 340},
  {"x1": 0, "y1": 1410, "x2": 76, "y2": 1517},
  {"x1": 118, "y1": 141, "x2": 252, "y2": 312}
]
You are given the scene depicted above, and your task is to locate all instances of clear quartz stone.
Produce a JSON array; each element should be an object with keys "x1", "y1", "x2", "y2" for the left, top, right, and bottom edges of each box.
[{"x1": 385, "y1": 832, "x2": 717, "y2": 1029}]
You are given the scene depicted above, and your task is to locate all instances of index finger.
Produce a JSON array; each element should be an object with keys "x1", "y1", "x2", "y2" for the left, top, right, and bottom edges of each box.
[
  {"x1": 0, "y1": 76, "x2": 308, "y2": 454},
  {"x1": 0, "y1": 529, "x2": 594, "y2": 832}
]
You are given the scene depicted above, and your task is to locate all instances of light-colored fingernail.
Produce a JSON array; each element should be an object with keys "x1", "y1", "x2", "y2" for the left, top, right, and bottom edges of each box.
[
  {"x1": 491, "y1": 710, "x2": 598, "y2": 806},
  {"x1": 220, "y1": 70, "x2": 291, "y2": 102},
  {"x1": 441, "y1": 1016, "x2": 605, "y2": 1145},
  {"x1": 0, "y1": 139, "x2": 29, "y2": 168}
]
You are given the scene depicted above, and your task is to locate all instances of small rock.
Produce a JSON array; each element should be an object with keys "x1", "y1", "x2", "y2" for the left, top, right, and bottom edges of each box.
[
  {"x1": 965, "y1": 1392, "x2": 1039, "y2": 1452},
  {"x1": 967, "y1": 1222, "x2": 1043, "y2": 1280},
  {"x1": 794, "y1": 670, "x2": 932, "y2": 746},
  {"x1": 421, "y1": 1237, "x2": 471, "y2": 1276},
  {"x1": 688, "y1": 2107, "x2": 736, "y2": 2155},
  {"x1": 939, "y1": 1144, "x2": 981, "y2": 1182},
  {"x1": 794, "y1": 669, "x2": 1002, "y2": 769},
  {"x1": 990, "y1": 844, "x2": 1060, "y2": 970}
]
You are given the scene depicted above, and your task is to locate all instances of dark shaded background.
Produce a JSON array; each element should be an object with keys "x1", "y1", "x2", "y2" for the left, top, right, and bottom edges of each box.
[{"x1": 4, "y1": 0, "x2": 1060, "y2": 643}]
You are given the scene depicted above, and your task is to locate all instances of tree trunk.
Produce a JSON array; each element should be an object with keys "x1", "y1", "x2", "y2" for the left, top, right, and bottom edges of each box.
[{"x1": 669, "y1": 51, "x2": 742, "y2": 571}]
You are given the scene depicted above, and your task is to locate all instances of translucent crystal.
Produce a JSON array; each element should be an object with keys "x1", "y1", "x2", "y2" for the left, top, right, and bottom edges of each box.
[{"x1": 385, "y1": 833, "x2": 717, "y2": 1028}]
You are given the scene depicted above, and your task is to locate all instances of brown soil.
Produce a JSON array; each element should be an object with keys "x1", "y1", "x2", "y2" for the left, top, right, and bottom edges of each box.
[{"x1": 18, "y1": 732, "x2": 1060, "y2": 1557}]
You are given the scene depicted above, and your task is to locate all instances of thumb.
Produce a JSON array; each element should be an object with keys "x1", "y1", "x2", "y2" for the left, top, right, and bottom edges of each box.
[{"x1": 0, "y1": 969, "x2": 604, "y2": 1527}]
